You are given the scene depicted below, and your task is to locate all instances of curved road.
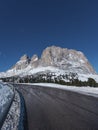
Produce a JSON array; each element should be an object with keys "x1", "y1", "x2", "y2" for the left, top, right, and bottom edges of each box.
[{"x1": 14, "y1": 84, "x2": 98, "y2": 130}]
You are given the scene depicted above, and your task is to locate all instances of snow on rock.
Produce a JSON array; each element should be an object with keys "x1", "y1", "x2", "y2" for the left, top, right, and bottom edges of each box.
[{"x1": 31, "y1": 83, "x2": 98, "y2": 98}]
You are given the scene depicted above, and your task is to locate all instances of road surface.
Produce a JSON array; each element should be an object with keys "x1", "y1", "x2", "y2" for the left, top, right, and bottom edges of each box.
[{"x1": 14, "y1": 84, "x2": 98, "y2": 130}]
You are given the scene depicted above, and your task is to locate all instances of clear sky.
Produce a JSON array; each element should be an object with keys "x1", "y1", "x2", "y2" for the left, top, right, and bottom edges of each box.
[{"x1": 0, "y1": 0, "x2": 98, "y2": 72}]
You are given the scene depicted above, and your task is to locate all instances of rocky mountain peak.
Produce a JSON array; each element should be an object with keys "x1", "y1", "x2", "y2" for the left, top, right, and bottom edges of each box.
[
  {"x1": 40, "y1": 46, "x2": 96, "y2": 74},
  {"x1": 11, "y1": 54, "x2": 30, "y2": 70},
  {"x1": 31, "y1": 54, "x2": 38, "y2": 63},
  {"x1": 20, "y1": 54, "x2": 29, "y2": 61},
  {"x1": 30, "y1": 54, "x2": 39, "y2": 68}
]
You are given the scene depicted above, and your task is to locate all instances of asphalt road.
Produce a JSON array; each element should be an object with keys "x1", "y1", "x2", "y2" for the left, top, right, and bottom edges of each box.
[{"x1": 14, "y1": 84, "x2": 98, "y2": 130}]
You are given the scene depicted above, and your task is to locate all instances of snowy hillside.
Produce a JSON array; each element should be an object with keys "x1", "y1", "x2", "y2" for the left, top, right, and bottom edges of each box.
[{"x1": 0, "y1": 66, "x2": 98, "y2": 84}]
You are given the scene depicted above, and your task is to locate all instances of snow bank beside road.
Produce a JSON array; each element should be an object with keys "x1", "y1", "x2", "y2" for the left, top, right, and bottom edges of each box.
[
  {"x1": 31, "y1": 83, "x2": 98, "y2": 98},
  {"x1": 0, "y1": 83, "x2": 14, "y2": 128},
  {"x1": 1, "y1": 91, "x2": 20, "y2": 130},
  {"x1": 0, "y1": 83, "x2": 14, "y2": 110}
]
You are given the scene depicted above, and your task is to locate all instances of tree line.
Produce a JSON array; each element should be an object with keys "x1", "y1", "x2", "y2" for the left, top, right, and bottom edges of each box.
[{"x1": 0, "y1": 73, "x2": 98, "y2": 87}]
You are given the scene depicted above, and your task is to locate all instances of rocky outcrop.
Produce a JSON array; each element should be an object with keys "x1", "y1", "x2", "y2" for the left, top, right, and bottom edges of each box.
[
  {"x1": 40, "y1": 46, "x2": 96, "y2": 74},
  {"x1": 31, "y1": 55, "x2": 38, "y2": 63},
  {"x1": 30, "y1": 55, "x2": 39, "y2": 68},
  {"x1": 11, "y1": 54, "x2": 30, "y2": 70}
]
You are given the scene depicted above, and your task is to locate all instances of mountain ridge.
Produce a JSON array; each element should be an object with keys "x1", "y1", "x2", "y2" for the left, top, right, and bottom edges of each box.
[{"x1": 0, "y1": 46, "x2": 96, "y2": 78}]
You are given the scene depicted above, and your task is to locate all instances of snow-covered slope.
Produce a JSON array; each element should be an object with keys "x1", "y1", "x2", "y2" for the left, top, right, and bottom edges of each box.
[{"x1": 0, "y1": 65, "x2": 98, "y2": 83}]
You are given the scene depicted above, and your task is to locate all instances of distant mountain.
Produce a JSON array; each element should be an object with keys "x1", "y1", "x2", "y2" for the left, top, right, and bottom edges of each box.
[
  {"x1": 0, "y1": 46, "x2": 96, "y2": 78},
  {"x1": 40, "y1": 46, "x2": 96, "y2": 74}
]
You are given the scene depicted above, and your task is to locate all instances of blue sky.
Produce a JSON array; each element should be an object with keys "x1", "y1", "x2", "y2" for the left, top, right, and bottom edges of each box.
[{"x1": 0, "y1": 0, "x2": 98, "y2": 72}]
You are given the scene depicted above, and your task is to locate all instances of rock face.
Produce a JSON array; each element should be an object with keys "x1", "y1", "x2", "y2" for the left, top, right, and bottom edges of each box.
[
  {"x1": 11, "y1": 54, "x2": 30, "y2": 70},
  {"x1": 1, "y1": 46, "x2": 96, "y2": 77},
  {"x1": 30, "y1": 54, "x2": 39, "y2": 68},
  {"x1": 40, "y1": 46, "x2": 96, "y2": 74},
  {"x1": 31, "y1": 55, "x2": 38, "y2": 63}
]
